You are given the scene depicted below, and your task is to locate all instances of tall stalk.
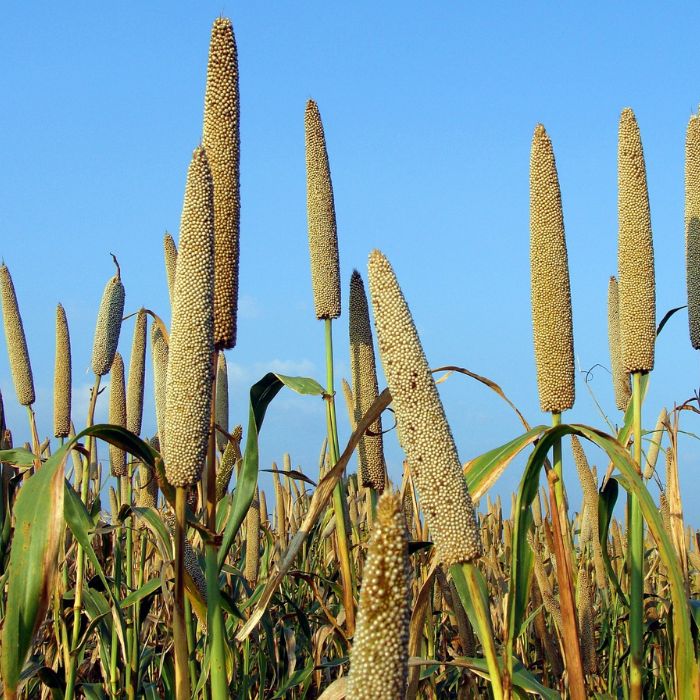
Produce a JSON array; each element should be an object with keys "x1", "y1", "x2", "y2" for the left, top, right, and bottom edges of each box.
[
  {"x1": 206, "y1": 351, "x2": 228, "y2": 699},
  {"x1": 324, "y1": 318, "x2": 355, "y2": 635},
  {"x1": 65, "y1": 374, "x2": 101, "y2": 700},
  {"x1": 629, "y1": 371, "x2": 644, "y2": 699},
  {"x1": 173, "y1": 487, "x2": 190, "y2": 700}
]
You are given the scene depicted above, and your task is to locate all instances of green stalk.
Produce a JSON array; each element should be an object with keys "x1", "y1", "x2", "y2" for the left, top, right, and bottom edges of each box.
[
  {"x1": 174, "y1": 487, "x2": 191, "y2": 700},
  {"x1": 184, "y1": 596, "x2": 197, "y2": 693},
  {"x1": 450, "y1": 563, "x2": 503, "y2": 699},
  {"x1": 65, "y1": 374, "x2": 101, "y2": 700},
  {"x1": 125, "y1": 468, "x2": 135, "y2": 700},
  {"x1": 131, "y1": 529, "x2": 147, "y2": 695},
  {"x1": 629, "y1": 371, "x2": 644, "y2": 699},
  {"x1": 324, "y1": 318, "x2": 356, "y2": 635},
  {"x1": 206, "y1": 351, "x2": 228, "y2": 699},
  {"x1": 110, "y1": 501, "x2": 122, "y2": 700}
]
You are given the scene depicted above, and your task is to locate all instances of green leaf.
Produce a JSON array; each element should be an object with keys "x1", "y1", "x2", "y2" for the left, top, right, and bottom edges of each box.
[
  {"x1": 119, "y1": 578, "x2": 162, "y2": 609},
  {"x1": 272, "y1": 663, "x2": 314, "y2": 698},
  {"x1": 465, "y1": 426, "x2": 547, "y2": 500},
  {"x1": 0, "y1": 448, "x2": 39, "y2": 468},
  {"x1": 218, "y1": 373, "x2": 324, "y2": 569},
  {"x1": 1, "y1": 444, "x2": 67, "y2": 695},
  {"x1": 63, "y1": 481, "x2": 128, "y2": 666},
  {"x1": 598, "y1": 478, "x2": 627, "y2": 605},
  {"x1": 507, "y1": 422, "x2": 697, "y2": 698}
]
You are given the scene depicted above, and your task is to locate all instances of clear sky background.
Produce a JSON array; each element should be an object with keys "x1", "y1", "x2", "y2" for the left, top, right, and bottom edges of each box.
[{"x1": 1, "y1": 3, "x2": 699, "y2": 526}]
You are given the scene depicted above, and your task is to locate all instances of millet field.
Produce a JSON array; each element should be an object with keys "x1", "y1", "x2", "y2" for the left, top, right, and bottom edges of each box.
[{"x1": 0, "y1": 13, "x2": 699, "y2": 700}]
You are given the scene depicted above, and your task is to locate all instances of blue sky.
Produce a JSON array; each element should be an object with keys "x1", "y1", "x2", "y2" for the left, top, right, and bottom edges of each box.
[{"x1": 1, "y1": 3, "x2": 699, "y2": 525}]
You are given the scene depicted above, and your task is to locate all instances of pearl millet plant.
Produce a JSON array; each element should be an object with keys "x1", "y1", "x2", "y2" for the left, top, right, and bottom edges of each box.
[
  {"x1": 215, "y1": 352, "x2": 229, "y2": 453},
  {"x1": 305, "y1": 99, "x2": 341, "y2": 320},
  {"x1": 530, "y1": 123, "x2": 575, "y2": 414},
  {"x1": 618, "y1": 107, "x2": 655, "y2": 374},
  {"x1": 607, "y1": 276, "x2": 631, "y2": 411},
  {"x1": 126, "y1": 308, "x2": 147, "y2": 436},
  {"x1": 164, "y1": 233, "x2": 178, "y2": 306},
  {"x1": 685, "y1": 114, "x2": 700, "y2": 349},
  {"x1": 346, "y1": 491, "x2": 410, "y2": 700},
  {"x1": 109, "y1": 352, "x2": 127, "y2": 478},
  {"x1": 150, "y1": 323, "x2": 168, "y2": 450},
  {"x1": 215, "y1": 424, "x2": 242, "y2": 501},
  {"x1": 91, "y1": 263, "x2": 126, "y2": 378},
  {"x1": 0, "y1": 263, "x2": 35, "y2": 407},
  {"x1": 53, "y1": 303, "x2": 71, "y2": 438},
  {"x1": 349, "y1": 269, "x2": 386, "y2": 492},
  {"x1": 164, "y1": 146, "x2": 215, "y2": 488},
  {"x1": 367, "y1": 249, "x2": 481, "y2": 566},
  {"x1": 203, "y1": 17, "x2": 241, "y2": 351}
]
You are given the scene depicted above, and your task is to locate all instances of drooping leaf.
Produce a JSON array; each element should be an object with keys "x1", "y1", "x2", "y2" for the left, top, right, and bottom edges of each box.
[
  {"x1": 464, "y1": 426, "x2": 547, "y2": 500},
  {"x1": 1, "y1": 444, "x2": 67, "y2": 696}
]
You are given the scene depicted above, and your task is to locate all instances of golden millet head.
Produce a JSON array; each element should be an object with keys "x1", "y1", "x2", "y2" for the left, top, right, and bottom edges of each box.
[
  {"x1": 305, "y1": 99, "x2": 341, "y2": 320},
  {"x1": 686, "y1": 115, "x2": 700, "y2": 349},
  {"x1": 164, "y1": 146, "x2": 215, "y2": 488},
  {"x1": 163, "y1": 233, "x2": 178, "y2": 306},
  {"x1": 347, "y1": 491, "x2": 410, "y2": 700},
  {"x1": 349, "y1": 269, "x2": 386, "y2": 492},
  {"x1": 109, "y1": 352, "x2": 127, "y2": 477},
  {"x1": 607, "y1": 276, "x2": 631, "y2": 410},
  {"x1": 150, "y1": 322, "x2": 168, "y2": 450},
  {"x1": 529, "y1": 123, "x2": 575, "y2": 413},
  {"x1": 91, "y1": 267, "x2": 126, "y2": 377},
  {"x1": 53, "y1": 303, "x2": 72, "y2": 438},
  {"x1": 367, "y1": 250, "x2": 482, "y2": 565},
  {"x1": 126, "y1": 308, "x2": 147, "y2": 436},
  {"x1": 137, "y1": 461, "x2": 158, "y2": 509},
  {"x1": 0, "y1": 263, "x2": 35, "y2": 406},
  {"x1": 618, "y1": 107, "x2": 655, "y2": 373},
  {"x1": 203, "y1": 17, "x2": 240, "y2": 351},
  {"x1": 215, "y1": 352, "x2": 229, "y2": 453}
]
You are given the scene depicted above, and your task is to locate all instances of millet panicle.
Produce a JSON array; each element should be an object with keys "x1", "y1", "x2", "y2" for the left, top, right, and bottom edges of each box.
[{"x1": 367, "y1": 250, "x2": 481, "y2": 566}]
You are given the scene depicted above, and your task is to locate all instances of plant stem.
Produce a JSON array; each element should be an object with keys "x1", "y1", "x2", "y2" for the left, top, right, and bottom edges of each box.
[
  {"x1": 65, "y1": 374, "x2": 101, "y2": 700},
  {"x1": 324, "y1": 318, "x2": 355, "y2": 636},
  {"x1": 125, "y1": 467, "x2": 136, "y2": 700},
  {"x1": 206, "y1": 351, "x2": 228, "y2": 699},
  {"x1": 185, "y1": 596, "x2": 197, "y2": 693},
  {"x1": 174, "y1": 487, "x2": 191, "y2": 700},
  {"x1": 25, "y1": 405, "x2": 41, "y2": 472},
  {"x1": 629, "y1": 371, "x2": 644, "y2": 700}
]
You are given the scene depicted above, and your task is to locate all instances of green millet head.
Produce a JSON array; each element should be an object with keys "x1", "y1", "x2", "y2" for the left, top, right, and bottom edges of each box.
[
  {"x1": 164, "y1": 146, "x2": 215, "y2": 488},
  {"x1": 163, "y1": 233, "x2": 178, "y2": 306},
  {"x1": 607, "y1": 276, "x2": 631, "y2": 410},
  {"x1": 126, "y1": 308, "x2": 147, "y2": 436},
  {"x1": 685, "y1": 115, "x2": 700, "y2": 349},
  {"x1": 618, "y1": 107, "x2": 655, "y2": 373},
  {"x1": 53, "y1": 303, "x2": 72, "y2": 438},
  {"x1": 91, "y1": 262, "x2": 126, "y2": 377},
  {"x1": 203, "y1": 17, "x2": 241, "y2": 351},
  {"x1": 244, "y1": 488, "x2": 260, "y2": 585},
  {"x1": 530, "y1": 124, "x2": 575, "y2": 414},
  {"x1": 215, "y1": 352, "x2": 229, "y2": 453},
  {"x1": 349, "y1": 269, "x2": 386, "y2": 492},
  {"x1": 305, "y1": 99, "x2": 341, "y2": 320},
  {"x1": 150, "y1": 322, "x2": 168, "y2": 450},
  {"x1": 367, "y1": 250, "x2": 481, "y2": 566},
  {"x1": 346, "y1": 491, "x2": 410, "y2": 700},
  {"x1": 109, "y1": 352, "x2": 127, "y2": 477},
  {"x1": 0, "y1": 263, "x2": 35, "y2": 406}
]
